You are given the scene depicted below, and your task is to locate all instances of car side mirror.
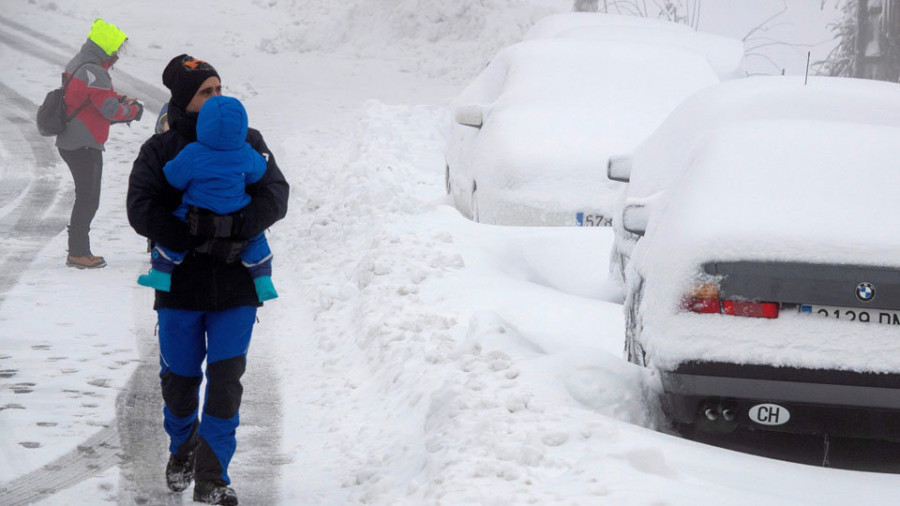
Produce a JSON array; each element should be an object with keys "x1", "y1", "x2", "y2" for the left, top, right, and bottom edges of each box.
[
  {"x1": 621, "y1": 203, "x2": 648, "y2": 236},
  {"x1": 607, "y1": 156, "x2": 632, "y2": 183},
  {"x1": 455, "y1": 105, "x2": 484, "y2": 128}
]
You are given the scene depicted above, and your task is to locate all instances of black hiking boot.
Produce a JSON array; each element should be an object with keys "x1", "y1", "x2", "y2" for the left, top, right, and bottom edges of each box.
[
  {"x1": 193, "y1": 480, "x2": 238, "y2": 505},
  {"x1": 165, "y1": 451, "x2": 195, "y2": 492}
]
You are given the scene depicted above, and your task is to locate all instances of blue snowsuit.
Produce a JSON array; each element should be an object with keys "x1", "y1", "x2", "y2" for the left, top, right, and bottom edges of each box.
[{"x1": 146, "y1": 96, "x2": 274, "y2": 292}]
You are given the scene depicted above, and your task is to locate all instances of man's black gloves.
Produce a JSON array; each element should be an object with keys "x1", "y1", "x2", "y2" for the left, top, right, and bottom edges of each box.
[
  {"x1": 133, "y1": 102, "x2": 144, "y2": 122},
  {"x1": 187, "y1": 206, "x2": 236, "y2": 238},
  {"x1": 194, "y1": 238, "x2": 247, "y2": 264}
]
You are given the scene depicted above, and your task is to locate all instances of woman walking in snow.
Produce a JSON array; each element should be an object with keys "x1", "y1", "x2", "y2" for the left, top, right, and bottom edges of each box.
[{"x1": 58, "y1": 18, "x2": 143, "y2": 269}]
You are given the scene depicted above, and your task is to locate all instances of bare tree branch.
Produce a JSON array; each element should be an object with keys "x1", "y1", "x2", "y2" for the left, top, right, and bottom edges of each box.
[
  {"x1": 742, "y1": 52, "x2": 785, "y2": 72},
  {"x1": 742, "y1": 0, "x2": 789, "y2": 43}
]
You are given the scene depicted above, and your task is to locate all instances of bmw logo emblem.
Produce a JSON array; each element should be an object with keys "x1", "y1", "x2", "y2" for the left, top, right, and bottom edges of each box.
[{"x1": 856, "y1": 282, "x2": 875, "y2": 302}]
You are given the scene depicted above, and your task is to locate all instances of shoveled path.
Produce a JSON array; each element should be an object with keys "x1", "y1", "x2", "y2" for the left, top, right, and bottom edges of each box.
[{"x1": 0, "y1": 15, "x2": 283, "y2": 504}]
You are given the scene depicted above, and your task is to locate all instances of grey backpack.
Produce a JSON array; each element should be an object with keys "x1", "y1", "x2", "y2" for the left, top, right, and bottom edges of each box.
[{"x1": 36, "y1": 64, "x2": 90, "y2": 136}]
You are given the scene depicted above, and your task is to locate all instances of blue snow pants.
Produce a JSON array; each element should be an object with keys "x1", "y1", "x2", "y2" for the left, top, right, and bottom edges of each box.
[{"x1": 157, "y1": 305, "x2": 257, "y2": 485}]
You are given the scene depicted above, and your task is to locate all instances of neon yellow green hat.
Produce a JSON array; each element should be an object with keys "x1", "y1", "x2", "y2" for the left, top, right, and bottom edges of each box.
[{"x1": 87, "y1": 18, "x2": 127, "y2": 56}]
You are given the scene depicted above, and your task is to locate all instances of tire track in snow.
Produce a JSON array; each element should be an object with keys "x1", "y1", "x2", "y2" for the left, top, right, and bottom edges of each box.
[
  {"x1": 0, "y1": 424, "x2": 121, "y2": 506},
  {"x1": 0, "y1": 15, "x2": 79, "y2": 54},
  {"x1": 0, "y1": 14, "x2": 169, "y2": 113},
  {"x1": 0, "y1": 81, "x2": 72, "y2": 307},
  {"x1": 0, "y1": 48, "x2": 123, "y2": 506}
]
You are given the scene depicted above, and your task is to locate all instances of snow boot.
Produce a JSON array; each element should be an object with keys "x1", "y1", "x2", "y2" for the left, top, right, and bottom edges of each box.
[
  {"x1": 253, "y1": 275, "x2": 278, "y2": 302},
  {"x1": 66, "y1": 254, "x2": 106, "y2": 269},
  {"x1": 165, "y1": 451, "x2": 195, "y2": 492},
  {"x1": 137, "y1": 268, "x2": 172, "y2": 292},
  {"x1": 193, "y1": 480, "x2": 238, "y2": 505}
]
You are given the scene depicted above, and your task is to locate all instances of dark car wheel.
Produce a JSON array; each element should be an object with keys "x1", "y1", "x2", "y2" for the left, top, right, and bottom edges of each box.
[
  {"x1": 624, "y1": 276, "x2": 645, "y2": 366},
  {"x1": 444, "y1": 164, "x2": 451, "y2": 195}
]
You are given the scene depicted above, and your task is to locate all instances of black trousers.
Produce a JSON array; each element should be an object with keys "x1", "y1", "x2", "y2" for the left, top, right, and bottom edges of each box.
[{"x1": 58, "y1": 147, "x2": 102, "y2": 257}]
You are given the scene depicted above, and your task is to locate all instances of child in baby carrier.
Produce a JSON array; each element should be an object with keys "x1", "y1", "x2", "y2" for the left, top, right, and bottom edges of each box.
[{"x1": 138, "y1": 95, "x2": 276, "y2": 302}]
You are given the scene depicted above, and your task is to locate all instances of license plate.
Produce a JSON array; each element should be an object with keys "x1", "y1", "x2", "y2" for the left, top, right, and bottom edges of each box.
[
  {"x1": 800, "y1": 304, "x2": 900, "y2": 326},
  {"x1": 576, "y1": 212, "x2": 610, "y2": 227}
]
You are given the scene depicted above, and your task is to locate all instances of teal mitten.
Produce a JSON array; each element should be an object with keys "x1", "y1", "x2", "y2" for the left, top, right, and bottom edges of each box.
[
  {"x1": 137, "y1": 269, "x2": 172, "y2": 292},
  {"x1": 253, "y1": 275, "x2": 278, "y2": 302}
]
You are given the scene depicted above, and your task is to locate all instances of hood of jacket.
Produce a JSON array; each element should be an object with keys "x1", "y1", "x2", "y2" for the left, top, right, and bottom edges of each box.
[
  {"x1": 76, "y1": 39, "x2": 116, "y2": 69},
  {"x1": 196, "y1": 96, "x2": 248, "y2": 151}
]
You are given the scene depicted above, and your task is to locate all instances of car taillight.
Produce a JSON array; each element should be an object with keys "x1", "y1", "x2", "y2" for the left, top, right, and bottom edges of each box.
[
  {"x1": 722, "y1": 300, "x2": 779, "y2": 318},
  {"x1": 682, "y1": 282, "x2": 779, "y2": 319},
  {"x1": 682, "y1": 283, "x2": 721, "y2": 314}
]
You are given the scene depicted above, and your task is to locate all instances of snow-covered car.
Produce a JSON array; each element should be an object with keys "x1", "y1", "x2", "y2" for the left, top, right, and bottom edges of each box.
[
  {"x1": 444, "y1": 16, "x2": 743, "y2": 226},
  {"x1": 525, "y1": 12, "x2": 745, "y2": 80},
  {"x1": 623, "y1": 117, "x2": 900, "y2": 443},
  {"x1": 608, "y1": 76, "x2": 900, "y2": 285}
]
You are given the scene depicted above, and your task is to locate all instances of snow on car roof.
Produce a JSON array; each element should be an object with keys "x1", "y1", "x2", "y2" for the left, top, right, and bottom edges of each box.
[
  {"x1": 649, "y1": 118, "x2": 900, "y2": 269},
  {"x1": 556, "y1": 26, "x2": 743, "y2": 78},
  {"x1": 627, "y1": 76, "x2": 900, "y2": 200},
  {"x1": 524, "y1": 12, "x2": 692, "y2": 40},
  {"x1": 524, "y1": 12, "x2": 744, "y2": 77}
]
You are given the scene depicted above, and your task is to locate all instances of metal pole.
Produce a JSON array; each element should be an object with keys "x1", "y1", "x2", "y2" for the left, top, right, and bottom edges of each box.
[{"x1": 805, "y1": 51, "x2": 811, "y2": 84}]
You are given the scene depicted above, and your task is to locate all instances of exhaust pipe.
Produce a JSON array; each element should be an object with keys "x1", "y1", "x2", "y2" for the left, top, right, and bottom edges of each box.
[{"x1": 696, "y1": 400, "x2": 739, "y2": 433}]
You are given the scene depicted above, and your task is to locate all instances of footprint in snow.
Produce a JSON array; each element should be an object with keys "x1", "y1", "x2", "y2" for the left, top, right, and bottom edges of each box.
[{"x1": 11, "y1": 383, "x2": 35, "y2": 394}]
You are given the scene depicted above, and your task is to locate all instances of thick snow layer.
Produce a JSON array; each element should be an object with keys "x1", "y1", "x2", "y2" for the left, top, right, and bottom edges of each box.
[
  {"x1": 657, "y1": 120, "x2": 900, "y2": 266},
  {"x1": 530, "y1": 13, "x2": 746, "y2": 78},
  {"x1": 627, "y1": 76, "x2": 900, "y2": 203},
  {"x1": 611, "y1": 76, "x2": 900, "y2": 284}
]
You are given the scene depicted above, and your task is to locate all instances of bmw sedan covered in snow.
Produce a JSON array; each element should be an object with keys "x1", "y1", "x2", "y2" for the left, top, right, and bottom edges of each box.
[
  {"x1": 444, "y1": 14, "x2": 742, "y2": 226},
  {"x1": 623, "y1": 118, "x2": 900, "y2": 443}
]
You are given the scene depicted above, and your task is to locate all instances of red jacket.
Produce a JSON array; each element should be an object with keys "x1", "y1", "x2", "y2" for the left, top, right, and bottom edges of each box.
[{"x1": 56, "y1": 40, "x2": 140, "y2": 151}]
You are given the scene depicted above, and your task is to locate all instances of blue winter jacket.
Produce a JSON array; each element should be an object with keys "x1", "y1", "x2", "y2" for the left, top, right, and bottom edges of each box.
[{"x1": 163, "y1": 96, "x2": 268, "y2": 216}]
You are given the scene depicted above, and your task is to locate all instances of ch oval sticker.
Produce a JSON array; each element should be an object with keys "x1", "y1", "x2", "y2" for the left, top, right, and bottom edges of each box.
[{"x1": 749, "y1": 403, "x2": 790, "y2": 426}]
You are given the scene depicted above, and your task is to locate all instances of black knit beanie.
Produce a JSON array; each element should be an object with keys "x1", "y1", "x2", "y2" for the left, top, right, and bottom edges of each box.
[{"x1": 162, "y1": 54, "x2": 219, "y2": 111}]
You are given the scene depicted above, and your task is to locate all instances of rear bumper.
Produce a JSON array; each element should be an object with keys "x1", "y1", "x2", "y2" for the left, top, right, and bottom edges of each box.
[{"x1": 661, "y1": 362, "x2": 900, "y2": 440}]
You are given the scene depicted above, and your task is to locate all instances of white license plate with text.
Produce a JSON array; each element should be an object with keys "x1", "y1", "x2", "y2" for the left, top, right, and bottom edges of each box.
[
  {"x1": 800, "y1": 304, "x2": 900, "y2": 326},
  {"x1": 576, "y1": 212, "x2": 611, "y2": 227}
]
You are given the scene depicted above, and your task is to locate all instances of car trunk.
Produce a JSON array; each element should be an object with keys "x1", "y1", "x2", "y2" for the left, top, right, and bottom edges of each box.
[{"x1": 703, "y1": 261, "x2": 900, "y2": 312}]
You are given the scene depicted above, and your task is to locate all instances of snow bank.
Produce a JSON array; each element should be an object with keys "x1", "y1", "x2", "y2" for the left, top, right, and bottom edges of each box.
[{"x1": 255, "y1": 0, "x2": 567, "y2": 81}]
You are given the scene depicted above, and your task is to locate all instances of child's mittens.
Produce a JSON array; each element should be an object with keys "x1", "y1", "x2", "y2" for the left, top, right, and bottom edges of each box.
[
  {"x1": 138, "y1": 269, "x2": 173, "y2": 292},
  {"x1": 253, "y1": 275, "x2": 278, "y2": 302}
]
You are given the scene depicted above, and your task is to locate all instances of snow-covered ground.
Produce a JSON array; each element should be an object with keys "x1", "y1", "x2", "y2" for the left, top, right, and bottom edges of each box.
[{"x1": 3, "y1": 1, "x2": 897, "y2": 505}]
